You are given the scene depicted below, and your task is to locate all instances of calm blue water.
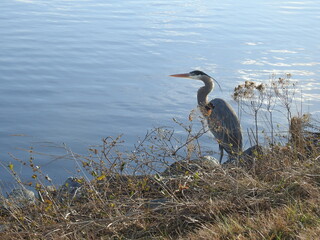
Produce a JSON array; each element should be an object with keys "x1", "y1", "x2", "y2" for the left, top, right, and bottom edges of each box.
[{"x1": 1, "y1": 0, "x2": 319, "y2": 189}]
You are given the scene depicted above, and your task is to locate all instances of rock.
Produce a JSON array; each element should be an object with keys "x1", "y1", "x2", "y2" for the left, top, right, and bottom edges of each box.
[
  {"x1": 61, "y1": 177, "x2": 83, "y2": 192},
  {"x1": 240, "y1": 145, "x2": 265, "y2": 167},
  {"x1": 222, "y1": 145, "x2": 265, "y2": 167},
  {"x1": 58, "y1": 177, "x2": 84, "y2": 201},
  {"x1": 46, "y1": 185, "x2": 56, "y2": 193},
  {"x1": 161, "y1": 156, "x2": 220, "y2": 176},
  {"x1": 0, "y1": 224, "x2": 9, "y2": 232},
  {"x1": 8, "y1": 188, "x2": 36, "y2": 205},
  {"x1": 1, "y1": 188, "x2": 36, "y2": 210},
  {"x1": 200, "y1": 155, "x2": 220, "y2": 166},
  {"x1": 243, "y1": 145, "x2": 264, "y2": 157}
]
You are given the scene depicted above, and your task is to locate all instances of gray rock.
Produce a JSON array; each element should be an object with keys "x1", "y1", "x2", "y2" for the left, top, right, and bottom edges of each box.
[
  {"x1": 0, "y1": 224, "x2": 9, "y2": 232},
  {"x1": 223, "y1": 145, "x2": 265, "y2": 167},
  {"x1": 243, "y1": 145, "x2": 264, "y2": 157},
  {"x1": 1, "y1": 188, "x2": 36, "y2": 210},
  {"x1": 161, "y1": 156, "x2": 220, "y2": 176},
  {"x1": 58, "y1": 177, "x2": 84, "y2": 201},
  {"x1": 62, "y1": 177, "x2": 83, "y2": 191},
  {"x1": 200, "y1": 155, "x2": 220, "y2": 166},
  {"x1": 241, "y1": 145, "x2": 264, "y2": 166}
]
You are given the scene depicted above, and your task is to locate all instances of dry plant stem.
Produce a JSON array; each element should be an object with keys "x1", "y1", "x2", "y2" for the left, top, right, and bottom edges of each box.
[
  {"x1": 265, "y1": 78, "x2": 277, "y2": 145},
  {"x1": 2, "y1": 75, "x2": 320, "y2": 239},
  {"x1": 171, "y1": 127, "x2": 208, "y2": 157}
]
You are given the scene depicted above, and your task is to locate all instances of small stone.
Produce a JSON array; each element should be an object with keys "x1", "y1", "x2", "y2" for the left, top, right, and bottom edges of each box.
[
  {"x1": 161, "y1": 156, "x2": 220, "y2": 176},
  {"x1": 0, "y1": 224, "x2": 9, "y2": 232},
  {"x1": 58, "y1": 177, "x2": 84, "y2": 201},
  {"x1": 1, "y1": 188, "x2": 36, "y2": 209}
]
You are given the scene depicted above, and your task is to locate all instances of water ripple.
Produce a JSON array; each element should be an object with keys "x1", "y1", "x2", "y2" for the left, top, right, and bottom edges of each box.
[{"x1": 0, "y1": 0, "x2": 319, "y2": 188}]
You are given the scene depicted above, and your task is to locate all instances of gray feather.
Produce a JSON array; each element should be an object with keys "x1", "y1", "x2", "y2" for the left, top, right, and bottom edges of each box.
[{"x1": 207, "y1": 98, "x2": 242, "y2": 157}]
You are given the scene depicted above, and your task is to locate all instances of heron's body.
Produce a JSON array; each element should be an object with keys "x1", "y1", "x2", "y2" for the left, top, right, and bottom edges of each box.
[
  {"x1": 207, "y1": 98, "x2": 242, "y2": 162},
  {"x1": 170, "y1": 70, "x2": 242, "y2": 163}
]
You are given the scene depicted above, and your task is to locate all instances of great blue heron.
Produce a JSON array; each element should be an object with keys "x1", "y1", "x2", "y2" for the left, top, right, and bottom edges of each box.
[{"x1": 170, "y1": 70, "x2": 242, "y2": 163}]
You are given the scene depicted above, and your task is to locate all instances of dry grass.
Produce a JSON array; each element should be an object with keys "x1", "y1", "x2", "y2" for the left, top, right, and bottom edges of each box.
[
  {"x1": 1, "y1": 136, "x2": 320, "y2": 239},
  {"x1": 1, "y1": 75, "x2": 320, "y2": 239}
]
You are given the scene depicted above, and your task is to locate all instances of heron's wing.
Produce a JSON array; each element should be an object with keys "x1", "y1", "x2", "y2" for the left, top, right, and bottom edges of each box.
[{"x1": 207, "y1": 98, "x2": 242, "y2": 155}]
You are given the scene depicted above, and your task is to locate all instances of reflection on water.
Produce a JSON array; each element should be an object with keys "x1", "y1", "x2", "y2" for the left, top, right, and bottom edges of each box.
[{"x1": 0, "y1": 0, "x2": 319, "y2": 188}]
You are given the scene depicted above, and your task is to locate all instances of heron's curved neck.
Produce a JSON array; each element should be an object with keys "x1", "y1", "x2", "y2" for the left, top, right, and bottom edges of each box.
[{"x1": 197, "y1": 77, "x2": 213, "y2": 106}]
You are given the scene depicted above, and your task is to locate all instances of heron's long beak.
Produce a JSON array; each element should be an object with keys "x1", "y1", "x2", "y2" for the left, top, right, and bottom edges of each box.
[{"x1": 169, "y1": 73, "x2": 191, "y2": 78}]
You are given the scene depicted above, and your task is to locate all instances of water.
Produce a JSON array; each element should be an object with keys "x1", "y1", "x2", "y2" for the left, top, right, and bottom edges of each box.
[{"x1": 1, "y1": 0, "x2": 319, "y2": 189}]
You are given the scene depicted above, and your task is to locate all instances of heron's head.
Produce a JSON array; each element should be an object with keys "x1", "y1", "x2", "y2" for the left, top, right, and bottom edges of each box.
[
  {"x1": 170, "y1": 70, "x2": 222, "y2": 90},
  {"x1": 169, "y1": 70, "x2": 208, "y2": 80}
]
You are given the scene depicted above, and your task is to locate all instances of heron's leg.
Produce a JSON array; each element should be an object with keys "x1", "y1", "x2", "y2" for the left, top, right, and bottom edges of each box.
[{"x1": 219, "y1": 145, "x2": 224, "y2": 164}]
